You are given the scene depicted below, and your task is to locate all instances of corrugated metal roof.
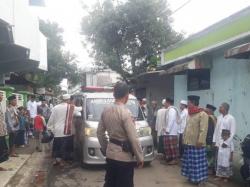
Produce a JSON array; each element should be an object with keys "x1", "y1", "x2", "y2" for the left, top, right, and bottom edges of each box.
[{"x1": 225, "y1": 42, "x2": 250, "y2": 59}]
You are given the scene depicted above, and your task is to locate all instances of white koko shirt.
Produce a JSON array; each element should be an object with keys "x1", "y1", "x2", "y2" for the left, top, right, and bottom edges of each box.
[
  {"x1": 217, "y1": 139, "x2": 234, "y2": 167},
  {"x1": 155, "y1": 108, "x2": 167, "y2": 137},
  {"x1": 213, "y1": 114, "x2": 236, "y2": 147},
  {"x1": 27, "y1": 100, "x2": 38, "y2": 118},
  {"x1": 164, "y1": 106, "x2": 179, "y2": 136},
  {"x1": 178, "y1": 108, "x2": 188, "y2": 134},
  {"x1": 47, "y1": 103, "x2": 82, "y2": 137}
]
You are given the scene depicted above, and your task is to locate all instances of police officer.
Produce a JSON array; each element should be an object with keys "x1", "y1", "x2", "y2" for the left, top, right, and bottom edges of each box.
[{"x1": 97, "y1": 82, "x2": 144, "y2": 187}]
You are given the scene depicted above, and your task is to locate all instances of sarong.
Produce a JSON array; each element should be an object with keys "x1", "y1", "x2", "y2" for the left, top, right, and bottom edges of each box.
[
  {"x1": 163, "y1": 135, "x2": 179, "y2": 161},
  {"x1": 52, "y1": 136, "x2": 74, "y2": 160},
  {"x1": 216, "y1": 164, "x2": 233, "y2": 178},
  {"x1": 157, "y1": 136, "x2": 164, "y2": 154},
  {"x1": 206, "y1": 145, "x2": 216, "y2": 171},
  {"x1": 182, "y1": 145, "x2": 208, "y2": 183},
  {"x1": 0, "y1": 136, "x2": 8, "y2": 163}
]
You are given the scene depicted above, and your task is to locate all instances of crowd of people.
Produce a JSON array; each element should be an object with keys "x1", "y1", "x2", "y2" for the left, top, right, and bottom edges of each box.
[
  {"x1": 145, "y1": 95, "x2": 236, "y2": 185},
  {"x1": 0, "y1": 94, "x2": 52, "y2": 171},
  {"x1": 0, "y1": 92, "x2": 83, "y2": 171},
  {"x1": 0, "y1": 84, "x2": 241, "y2": 186}
]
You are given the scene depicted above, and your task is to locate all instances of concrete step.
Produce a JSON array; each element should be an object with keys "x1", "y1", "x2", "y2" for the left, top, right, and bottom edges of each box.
[{"x1": 0, "y1": 154, "x2": 30, "y2": 187}]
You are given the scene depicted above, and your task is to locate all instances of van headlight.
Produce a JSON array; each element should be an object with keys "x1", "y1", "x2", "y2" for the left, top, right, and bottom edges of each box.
[
  {"x1": 137, "y1": 127, "x2": 151, "y2": 137},
  {"x1": 85, "y1": 127, "x2": 97, "y2": 137}
]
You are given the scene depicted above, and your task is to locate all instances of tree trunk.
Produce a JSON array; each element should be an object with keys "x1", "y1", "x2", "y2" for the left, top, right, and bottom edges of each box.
[{"x1": 131, "y1": 57, "x2": 136, "y2": 75}]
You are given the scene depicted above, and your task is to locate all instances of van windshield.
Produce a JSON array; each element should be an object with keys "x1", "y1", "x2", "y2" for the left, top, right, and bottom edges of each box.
[{"x1": 86, "y1": 98, "x2": 144, "y2": 121}]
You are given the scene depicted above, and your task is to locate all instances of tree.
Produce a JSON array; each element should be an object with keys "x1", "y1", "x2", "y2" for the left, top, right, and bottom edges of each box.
[
  {"x1": 81, "y1": 0, "x2": 182, "y2": 81},
  {"x1": 38, "y1": 20, "x2": 81, "y2": 89}
]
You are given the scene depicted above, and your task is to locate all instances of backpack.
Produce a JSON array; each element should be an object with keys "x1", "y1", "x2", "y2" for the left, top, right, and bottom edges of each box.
[{"x1": 242, "y1": 134, "x2": 250, "y2": 159}]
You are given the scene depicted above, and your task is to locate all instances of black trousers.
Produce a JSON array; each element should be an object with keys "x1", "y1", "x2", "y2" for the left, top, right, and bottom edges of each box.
[
  {"x1": 9, "y1": 132, "x2": 17, "y2": 148},
  {"x1": 16, "y1": 130, "x2": 25, "y2": 146},
  {"x1": 157, "y1": 135, "x2": 164, "y2": 154},
  {"x1": 104, "y1": 158, "x2": 135, "y2": 187},
  {"x1": 0, "y1": 136, "x2": 8, "y2": 163},
  {"x1": 179, "y1": 133, "x2": 184, "y2": 157}
]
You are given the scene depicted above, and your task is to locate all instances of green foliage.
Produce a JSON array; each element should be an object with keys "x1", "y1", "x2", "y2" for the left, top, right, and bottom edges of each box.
[
  {"x1": 38, "y1": 20, "x2": 81, "y2": 89},
  {"x1": 81, "y1": 0, "x2": 182, "y2": 80}
]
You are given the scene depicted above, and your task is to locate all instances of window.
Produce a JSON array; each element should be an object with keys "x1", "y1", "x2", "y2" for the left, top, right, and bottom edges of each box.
[
  {"x1": 187, "y1": 69, "x2": 210, "y2": 91},
  {"x1": 86, "y1": 98, "x2": 144, "y2": 121}
]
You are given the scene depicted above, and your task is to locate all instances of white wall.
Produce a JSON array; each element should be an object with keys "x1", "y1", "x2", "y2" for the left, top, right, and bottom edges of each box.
[
  {"x1": 173, "y1": 49, "x2": 250, "y2": 175},
  {"x1": 0, "y1": 0, "x2": 47, "y2": 71}
]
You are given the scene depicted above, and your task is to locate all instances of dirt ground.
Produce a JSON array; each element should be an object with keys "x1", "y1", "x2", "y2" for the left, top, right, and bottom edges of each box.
[{"x1": 47, "y1": 159, "x2": 241, "y2": 187}]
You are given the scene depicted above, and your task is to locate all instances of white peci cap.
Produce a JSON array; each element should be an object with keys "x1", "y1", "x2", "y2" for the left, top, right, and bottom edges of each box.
[
  {"x1": 62, "y1": 94, "x2": 71, "y2": 100},
  {"x1": 162, "y1": 99, "x2": 166, "y2": 105},
  {"x1": 180, "y1": 100, "x2": 188, "y2": 106}
]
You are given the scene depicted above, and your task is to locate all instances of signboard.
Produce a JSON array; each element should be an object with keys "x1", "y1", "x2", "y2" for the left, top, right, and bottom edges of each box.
[{"x1": 36, "y1": 87, "x2": 45, "y2": 94}]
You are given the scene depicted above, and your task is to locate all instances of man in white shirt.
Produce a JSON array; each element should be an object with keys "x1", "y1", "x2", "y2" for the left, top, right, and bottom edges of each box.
[
  {"x1": 163, "y1": 98, "x2": 180, "y2": 165},
  {"x1": 27, "y1": 95, "x2": 38, "y2": 120},
  {"x1": 47, "y1": 94, "x2": 81, "y2": 166},
  {"x1": 178, "y1": 100, "x2": 188, "y2": 158},
  {"x1": 213, "y1": 102, "x2": 236, "y2": 148},
  {"x1": 155, "y1": 99, "x2": 167, "y2": 155}
]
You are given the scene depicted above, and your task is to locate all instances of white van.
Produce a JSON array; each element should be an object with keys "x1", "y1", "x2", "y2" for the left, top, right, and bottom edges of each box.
[{"x1": 73, "y1": 88, "x2": 154, "y2": 165}]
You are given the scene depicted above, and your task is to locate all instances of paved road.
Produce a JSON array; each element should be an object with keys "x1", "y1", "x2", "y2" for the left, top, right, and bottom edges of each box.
[{"x1": 48, "y1": 159, "x2": 240, "y2": 187}]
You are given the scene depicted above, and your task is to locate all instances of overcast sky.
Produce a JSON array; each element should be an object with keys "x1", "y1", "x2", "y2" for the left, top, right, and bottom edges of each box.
[{"x1": 31, "y1": 0, "x2": 250, "y2": 69}]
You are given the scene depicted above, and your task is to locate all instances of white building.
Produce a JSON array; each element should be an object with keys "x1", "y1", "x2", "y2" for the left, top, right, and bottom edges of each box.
[
  {"x1": 85, "y1": 69, "x2": 121, "y2": 87},
  {"x1": 0, "y1": 0, "x2": 47, "y2": 78}
]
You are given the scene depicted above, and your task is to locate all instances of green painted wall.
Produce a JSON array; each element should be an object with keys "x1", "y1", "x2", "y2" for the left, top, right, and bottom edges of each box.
[{"x1": 164, "y1": 11, "x2": 250, "y2": 63}]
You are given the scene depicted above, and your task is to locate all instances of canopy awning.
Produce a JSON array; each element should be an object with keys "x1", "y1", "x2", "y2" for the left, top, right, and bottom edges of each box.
[
  {"x1": 225, "y1": 42, "x2": 250, "y2": 59},
  {"x1": 0, "y1": 44, "x2": 29, "y2": 63},
  {"x1": 163, "y1": 57, "x2": 211, "y2": 75},
  {"x1": 0, "y1": 59, "x2": 39, "y2": 74}
]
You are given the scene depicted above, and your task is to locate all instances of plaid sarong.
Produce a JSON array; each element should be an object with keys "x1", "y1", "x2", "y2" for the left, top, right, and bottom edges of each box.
[
  {"x1": 182, "y1": 145, "x2": 208, "y2": 183},
  {"x1": 163, "y1": 135, "x2": 179, "y2": 160}
]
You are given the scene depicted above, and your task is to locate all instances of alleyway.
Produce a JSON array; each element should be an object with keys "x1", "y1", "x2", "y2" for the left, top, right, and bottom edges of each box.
[{"x1": 48, "y1": 159, "x2": 241, "y2": 187}]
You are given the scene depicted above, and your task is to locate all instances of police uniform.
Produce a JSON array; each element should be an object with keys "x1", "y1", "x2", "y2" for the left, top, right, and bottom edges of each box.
[{"x1": 97, "y1": 103, "x2": 143, "y2": 187}]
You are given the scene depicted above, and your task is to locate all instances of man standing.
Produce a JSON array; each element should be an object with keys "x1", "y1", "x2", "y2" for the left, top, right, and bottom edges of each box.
[
  {"x1": 39, "y1": 98, "x2": 51, "y2": 123},
  {"x1": 155, "y1": 99, "x2": 167, "y2": 156},
  {"x1": 47, "y1": 94, "x2": 81, "y2": 166},
  {"x1": 141, "y1": 98, "x2": 148, "y2": 118},
  {"x1": 213, "y1": 103, "x2": 236, "y2": 150},
  {"x1": 163, "y1": 98, "x2": 179, "y2": 165},
  {"x1": 178, "y1": 100, "x2": 188, "y2": 158},
  {"x1": 182, "y1": 95, "x2": 209, "y2": 185},
  {"x1": 97, "y1": 82, "x2": 143, "y2": 187},
  {"x1": 5, "y1": 95, "x2": 19, "y2": 157},
  {"x1": 27, "y1": 95, "x2": 38, "y2": 120},
  {"x1": 27, "y1": 95, "x2": 38, "y2": 135},
  {"x1": 0, "y1": 94, "x2": 8, "y2": 170},
  {"x1": 148, "y1": 100, "x2": 158, "y2": 147},
  {"x1": 205, "y1": 104, "x2": 217, "y2": 173}
]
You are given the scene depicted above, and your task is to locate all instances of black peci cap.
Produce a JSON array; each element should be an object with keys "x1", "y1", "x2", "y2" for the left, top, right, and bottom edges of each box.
[
  {"x1": 187, "y1": 95, "x2": 200, "y2": 102},
  {"x1": 206, "y1": 104, "x2": 217, "y2": 112},
  {"x1": 166, "y1": 97, "x2": 174, "y2": 104},
  {"x1": 7, "y1": 95, "x2": 16, "y2": 101}
]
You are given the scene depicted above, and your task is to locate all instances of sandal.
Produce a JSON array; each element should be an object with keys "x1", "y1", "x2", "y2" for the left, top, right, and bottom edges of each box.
[
  {"x1": 53, "y1": 161, "x2": 60, "y2": 166},
  {"x1": 10, "y1": 154, "x2": 19, "y2": 157},
  {"x1": 0, "y1": 167, "x2": 7, "y2": 171}
]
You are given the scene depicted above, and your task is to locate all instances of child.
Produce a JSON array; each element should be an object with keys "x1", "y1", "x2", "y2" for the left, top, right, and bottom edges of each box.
[
  {"x1": 216, "y1": 129, "x2": 234, "y2": 182},
  {"x1": 34, "y1": 108, "x2": 46, "y2": 152},
  {"x1": 16, "y1": 107, "x2": 27, "y2": 147}
]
